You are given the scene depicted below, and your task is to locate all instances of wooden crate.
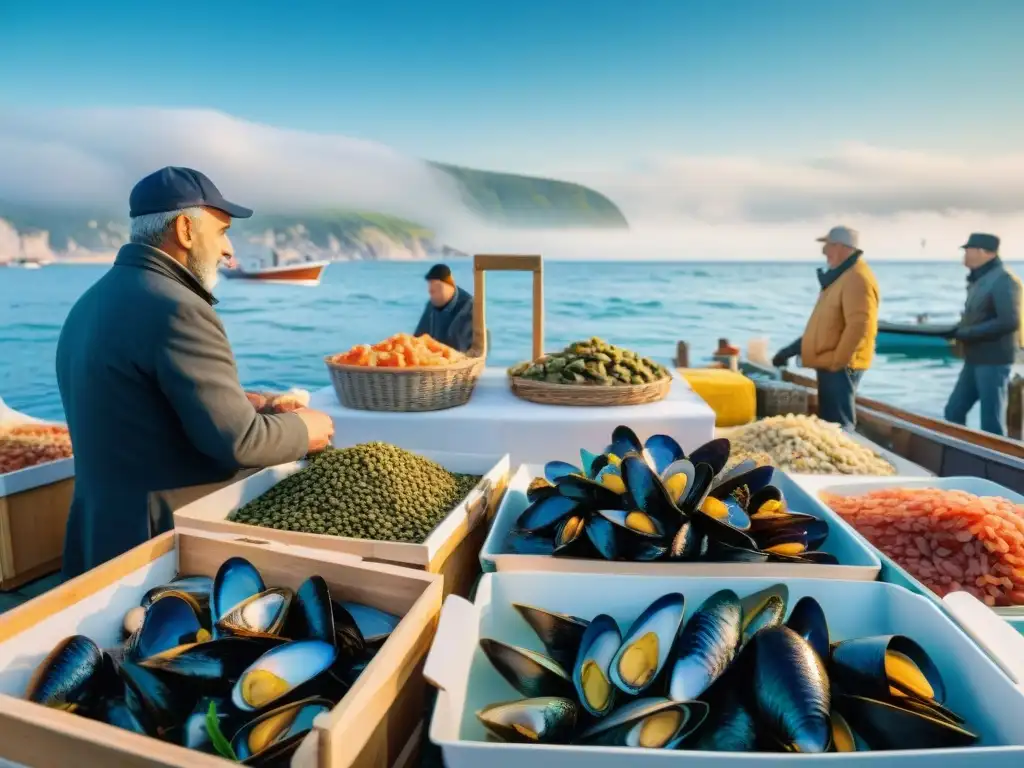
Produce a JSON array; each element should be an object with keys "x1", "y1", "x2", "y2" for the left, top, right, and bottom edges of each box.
[
  {"x1": 0, "y1": 460, "x2": 75, "y2": 592},
  {"x1": 0, "y1": 530, "x2": 442, "y2": 768},
  {"x1": 174, "y1": 452, "x2": 510, "y2": 599}
]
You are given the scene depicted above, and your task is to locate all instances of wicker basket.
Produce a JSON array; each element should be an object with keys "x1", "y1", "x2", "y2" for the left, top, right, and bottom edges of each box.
[
  {"x1": 325, "y1": 355, "x2": 486, "y2": 412},
  {"x1": 509, "y1": 374, "x2": 672, "y2": 407}
]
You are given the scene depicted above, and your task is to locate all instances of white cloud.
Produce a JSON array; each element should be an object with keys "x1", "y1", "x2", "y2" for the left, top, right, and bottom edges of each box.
[{"x1": 1, "y1": 108, "x2": 1023, "y2": 260}]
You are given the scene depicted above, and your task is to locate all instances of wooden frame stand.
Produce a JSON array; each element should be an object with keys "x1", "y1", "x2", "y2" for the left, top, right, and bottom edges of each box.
[{"x1": 472, "y1": 254, "x2": 544, "y2": 360}]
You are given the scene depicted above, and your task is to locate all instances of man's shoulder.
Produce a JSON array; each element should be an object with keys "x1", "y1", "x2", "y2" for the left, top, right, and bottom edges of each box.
[{"x1": 844, "y1": 259, "x2": 879, "y2": 291}]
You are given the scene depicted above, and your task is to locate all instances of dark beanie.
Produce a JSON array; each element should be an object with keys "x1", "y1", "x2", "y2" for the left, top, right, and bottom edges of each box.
[{"x1": 425, "y1": 263, "x2": 454, "y2": 286}]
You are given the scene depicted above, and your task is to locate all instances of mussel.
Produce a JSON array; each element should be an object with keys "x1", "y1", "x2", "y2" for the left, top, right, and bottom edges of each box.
[
  {"x1": 555, "y1": 474, "x2": 623, "y2": 509},
  {"x1": 335, "y1": 601, "x2": 399, "y2": 650},
  {"x1": 476, "y1": 697, "x2": 577, "y2": 744},
  {"x1": 231, "y1": 639, "x2": 337, "y2": 713},
  {"x1": 750, "y1": 626, "x2": 831, "y2": 753},
  {"x1": 643, "y1": 433, "x2": 685, "y2": 475},
  {"x1": 231, "y1": 696, "x2": 333, "y2": 763},
  {"x1": 513, "y1": 603, "x2": 589, "y2": 671},
  {"x1": 90, "y1": 697, "x2": 150, "y2": 736},
  {"x1": 139, "y1": 637, "x2": 286, "y2": 691},
  {"x1": 212, "y1": 557, "x2": 266, "y2": 637},
  {"x1": 595, "y1": 509, "x2": 668, "y2": 561},
  {"x1": 217, "y1": 588, "x2": 294, "y2": 639},
  {"x1": 621, "y1": 454, "x2": 680, "y2": 525},
  {"x1": 668, "y1": 590, "x2": 741, "y2": 702},
  {"x1": 285, "y1": 576, "x2": 336, "y2": 646},
  {"x1": 606, "y1": 425, "x2": 644, "y2": 462},
  {"x1": 544, "y1": 461, "x2": 580, "y2": 483},
  {"x1": 610, "y1": 593, "x2": 685, "y2": 696},
  {"x1": 577, "y1": 697, "x2": 708, "y2": 749},
  {"x1": 479, "y1": 639, "x2": 574, "y2": 699},
  {"x1": 688, "y1": 438, "x2": 731, "y2": 477},
  {"x1": 25, "y1": 635, "x2": 104, "y2": 710},
  {"x1": 829, "y1": 635, "x2": 946, "y2": 705},
  {"x1": 526, "y1": 478, "x2": 559, "y2": 503},
  {"x1": 572, "y1": 613, "x2": 621, "y2": 717},
  {"x1": 129, "y1": 592, "x2": 207, "y2": 661},
  {"x1": 738, "y1": 584, "x2": 788, "y2": 646},
  {"x1": 517, "y1": 495, "x2": 580, "y2": 534},
  {"x1": 834, "y1": 694, "x2": 978, "y2": 750},
  {"x1": 786, "y1": 596, "x2": 829, "y2": 662},
  {"x1": 687, "y1": 681, "x2": 760, "y2": 752},
  {"x1": 142, "y1": 576, "x2": 214, "y2": 612},
  {"x1": 120, "y1": 660, "x2": 196, "y2": 736}
]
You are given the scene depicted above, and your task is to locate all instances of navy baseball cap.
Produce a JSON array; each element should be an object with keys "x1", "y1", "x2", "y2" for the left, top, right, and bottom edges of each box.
[{"x1": 129, "y1": 166, "x2": 253, "y2": 219}]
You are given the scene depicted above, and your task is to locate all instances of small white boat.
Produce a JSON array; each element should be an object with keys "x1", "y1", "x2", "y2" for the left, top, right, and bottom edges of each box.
[{"x1": 220, "y1": 258, "x2": 329, "y2": 286}]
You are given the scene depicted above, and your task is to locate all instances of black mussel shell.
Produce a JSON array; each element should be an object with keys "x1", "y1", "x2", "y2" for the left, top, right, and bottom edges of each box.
[
  {"x1": 679, "y1": 462, "x2": 716, "y2": 512},
  {"x1": 577, "y1": 697, "x2": 709, "y2": 749},
  {"x1": 329, "y1": 651, "x2": 374, "y2": 689},
  {"x1": 594, "y1": 465, "x2": 627, "y2": 496},
  {"x1": 120, "y1": 660, "x2": 196, "y2": 737},
  {"x1": 829, "y1": 635, "x2": 947, "y2": 705},
  {"x1": 544, "y1": 461, "x2": 580, "y2": 483},
  {"x1": 284, "y1": 576, "x2": 336, "y2": 646},
  {"x1": 711, "y1": 466, "x2": 775, "y2": 507},
  {"x1": 644, "y1": 433, "x2": 685, "y2": 475},
  {"x1": 610, "y1": 593, "x2": 686, "y2": 696},
  {"x1": 704, "y1": 541, "x2": 768, "y2": 563},
  {"x1": 660, "y1": 459, "x2": 696, "y2": 506},
  {"x1": 621, "y1": 454, "x2": 680, "y2": 525},
  {"x1": 687, "y1": 677, "x2": 760, "y2": 752},
  {"x1": 688, "y1": 438, "x2": 731, "y2": 477},
  {"x1": 668, "y1": 590, "x2": 742, "y2": 702},
  {"x1": 691, "y1": 507, "x2": 759, "y2": 552},
  {"x1": 606, "y1": 425, "x2": 644, "y2": 461},
  {"x1": 142, "y1": 576, "x2": 214, "y2": 612},
  {"x1": 231, "y1": 639, "x2": 338, "y2": 713},
  {"x1": 503, "y1": 529, "x2": 556, "y2": 556},
  {"x1": 232, "y1": 696, "x2": 333, "y2": 763},
  {"x1": 786, "y1": 597, "x2": 829, "y2": 662},
  {"x1": 526, "y1": 477, "x2": 559, "y2": 503},
  {"x1": 669, "y1": 519, "x2": 707, "y2": 561},
  {"x1": 513, "y1": 604, "x2": 589, "y2": 672},
  {"x1": 596, "y1": 508, "x2": 665, "y2": 539},
  {"x1": 580, "y1": 449, "x2": 605, "y2": 479},
  {"x1": 739, "y1": 584, "x2": 789, "y2": 646},
  {"x1": 139, "y1": 637, "x2": 286, "y2": 692},
  {"x1": 698, "y1": 494, "x2": 751, "y2": 530},
  {"x1": 555, "y1": 474, "x2": 623, "y2": 508},
  {"x1": 751, "y1": 516, "x2": 829, "y2": 557},
  {"x1": 834, "y1": 694, "x2": 977, "y2": 750},
  {"x1": 25, "y1": 635, "x2": 104, "y2": 710},
  {"x1": 572, "y1": 613, "x2": 622, "y2": 717},
  {"x1": 552, "y1": 515, "x2": 597, "y2": 558},
  {"x1": 747, "y1": 485, "x2": 784, "y2": 516},
  {"x1": 480, "y1": 639, "x2": 575, "y2": 699},
  {"x1": 517, "y1": 495, "x2": 579, "y2": 534},
  {"x1": 476, "y1": 696, "x2": 577, "y2": 744},
  {"x1": 212, "y1": 557, "x2": 266, "y2": 637},
  {"x1": 130, "y1": 592, "x2": 206, "y2": 661},
  {"x1": 750, "y1": 626, "x2": 830, "y2": 753},
  {"x1": 712, "y1": 459, "x2": 757, "y2": 490},
  {"x1": 334, "y1": 602, "x2": 399, "y2": 651},
  {"x1": 217, "y1": 588, "x2": 294, "y2": 639},
  {"x1": 582, "y1": 514, "x2": 619, "y2": 560}
]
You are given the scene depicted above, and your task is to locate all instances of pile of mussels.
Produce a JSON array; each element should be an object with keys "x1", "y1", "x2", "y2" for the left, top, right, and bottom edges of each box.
[
  {"x1": 477, "y1": 585, "x2": 979, "y2": 752},
  {"x1": 23, "y1": 556, "x2": 400, "y2": 766},
  {"x1": 505, "y1": 426, "x2": 835, "y2": 564}
]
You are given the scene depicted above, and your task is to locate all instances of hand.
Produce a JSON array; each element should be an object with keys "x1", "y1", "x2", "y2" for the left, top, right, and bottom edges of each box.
[
  {"x1": 771, "y1": 351, "x2": 790, "y2": 368},
  {"x1": 295, "y1": 408, "x2": 334, "y2": 453}
]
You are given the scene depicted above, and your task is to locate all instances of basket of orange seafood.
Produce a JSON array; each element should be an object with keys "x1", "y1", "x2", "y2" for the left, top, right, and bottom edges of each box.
[{"x1": 325, "y1": 332, "x2": 485, "y2": 412}]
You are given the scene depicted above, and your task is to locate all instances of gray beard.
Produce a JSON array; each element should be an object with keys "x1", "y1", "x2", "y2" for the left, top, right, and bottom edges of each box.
[{"x1": 186, "y1": 252, "x2": 219, "y2": 293}]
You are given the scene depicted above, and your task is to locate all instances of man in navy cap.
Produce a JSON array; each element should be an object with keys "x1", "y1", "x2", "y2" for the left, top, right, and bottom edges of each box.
[
  {"x1": 55, "y1": 167, "x2": 336, "y2": 577},
  {"x1": 944, "y1": 233, "x2": 1023, "y2": 436},
  {"x1": 413, "y1": 263, "x2": 474, "y2": 352}
]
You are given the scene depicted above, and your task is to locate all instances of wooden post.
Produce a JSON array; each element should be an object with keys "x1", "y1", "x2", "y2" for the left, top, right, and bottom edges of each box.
[
  {"x1": 1009, "y1": 375, "x2": 1024, "y2": 440},
  {"x1": 676, "y1": 341, "x2": 689, "y2": 369},
  {"x1": 472, "y1": 254, "x2": 544, "y2": 361}
]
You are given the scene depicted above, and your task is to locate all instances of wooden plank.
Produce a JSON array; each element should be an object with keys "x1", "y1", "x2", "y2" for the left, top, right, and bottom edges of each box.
[
  {"x1": 473, "y1": 255, "x2": 542, "y2": 272},
  {"x1": 1, "y1": 478, "x2": 73, "y2": 590}
]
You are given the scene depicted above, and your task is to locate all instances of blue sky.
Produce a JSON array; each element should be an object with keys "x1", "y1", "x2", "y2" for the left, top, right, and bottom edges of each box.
[{"x1": 3, "y1": 0, "x2": 1023, "y2": 174}]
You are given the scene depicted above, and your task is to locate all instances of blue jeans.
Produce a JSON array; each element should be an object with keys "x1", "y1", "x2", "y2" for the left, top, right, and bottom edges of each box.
[
  {"x1": 816, "y1": 368, "x2": 864, "y2": 429},
  {"x1": 944, "y1": 362, "x2": 1013, "y2": 436}
]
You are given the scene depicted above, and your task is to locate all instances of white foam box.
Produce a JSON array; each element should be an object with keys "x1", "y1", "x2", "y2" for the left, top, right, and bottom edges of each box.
[
  {"x1": 0, "y1": 406, "x2": 74, "y2": 591},
  {"x1": 805, "y1": 476, "x2": 1024, "y2": 618},
  {"x1": 174, "y1": 451, "x2": 510, "y2": 599},
  {"x1": 0, "y1": 529, "x2": 442, "y2": 768},
  {"x1": 426, "y1": 572, "x2": 1024, "y2": 767},
  {"x1": 479, "y1": 465, "x2": 881, "y2": 580}
]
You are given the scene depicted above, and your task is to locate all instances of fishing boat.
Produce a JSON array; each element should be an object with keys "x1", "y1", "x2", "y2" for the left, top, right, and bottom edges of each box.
[
  {"x1": 220, "y1": 253, "x2": 330, "y2": 286},
  {"x1": 876, "y1": 316, "x2": 957, "y2": 355}
]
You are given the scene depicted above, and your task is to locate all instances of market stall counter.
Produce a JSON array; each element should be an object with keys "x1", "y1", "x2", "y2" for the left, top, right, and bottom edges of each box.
[{"x1": 309, "y1": 368, "x2": 716, "y2": 467}]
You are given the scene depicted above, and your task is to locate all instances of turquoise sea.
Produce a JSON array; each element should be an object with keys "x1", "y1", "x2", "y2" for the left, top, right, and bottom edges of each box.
[{"x1": 0, "y1": 259, "x2": 1015, "y2": 430}]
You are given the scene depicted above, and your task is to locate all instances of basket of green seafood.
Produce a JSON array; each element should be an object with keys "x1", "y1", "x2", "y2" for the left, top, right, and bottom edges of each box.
[{"x1": 508, "y1": 338, "x2": 673, "y2": 407}]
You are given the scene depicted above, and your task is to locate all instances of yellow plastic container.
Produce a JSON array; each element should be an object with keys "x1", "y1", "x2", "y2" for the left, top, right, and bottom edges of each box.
[{"x1": 679, "y1": 368, "x2": 756, "y2": 427}]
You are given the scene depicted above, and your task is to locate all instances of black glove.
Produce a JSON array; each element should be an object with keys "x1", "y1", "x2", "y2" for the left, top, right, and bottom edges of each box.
[{"x1": 771, "y1": 351, "x2": 790, "y2": 367}]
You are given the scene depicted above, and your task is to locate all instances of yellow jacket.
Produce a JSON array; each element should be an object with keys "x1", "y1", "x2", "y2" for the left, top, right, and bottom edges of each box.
[{"x1": 800, "y1": 255, "x2": 879, "y2": 371}]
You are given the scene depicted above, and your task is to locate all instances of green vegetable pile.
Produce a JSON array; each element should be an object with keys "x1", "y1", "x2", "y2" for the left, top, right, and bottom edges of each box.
[
  {"x1": 229, "y1": 443, "x2": 482, "y2": 543},
  {"x1": 508, "y1": 337, "x2": 669, "y2": 386}
]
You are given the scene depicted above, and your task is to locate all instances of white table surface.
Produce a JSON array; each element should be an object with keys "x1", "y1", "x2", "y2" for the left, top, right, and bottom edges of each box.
[{"x1": 309, "y1": 368, "x2": 716, "y2": 467}]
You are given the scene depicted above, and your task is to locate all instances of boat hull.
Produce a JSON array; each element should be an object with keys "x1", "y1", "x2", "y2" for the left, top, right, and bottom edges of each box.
[
  {"x1": 221, "y1": 261, "x2": 328, "y2": 285},
  {"x1": 876, "y1": 321, "x2": 957, "y2": 355}
]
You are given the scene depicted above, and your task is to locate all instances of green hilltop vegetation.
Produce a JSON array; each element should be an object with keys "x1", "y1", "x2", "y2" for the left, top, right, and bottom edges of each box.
[{"x1": 433, "y1": 162, "x2": 629, "y2": 228}]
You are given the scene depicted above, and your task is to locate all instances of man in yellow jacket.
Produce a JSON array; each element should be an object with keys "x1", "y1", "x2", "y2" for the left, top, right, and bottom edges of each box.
[{"x1": 771, "y1": 226, "x2": 880, "y2": 428}]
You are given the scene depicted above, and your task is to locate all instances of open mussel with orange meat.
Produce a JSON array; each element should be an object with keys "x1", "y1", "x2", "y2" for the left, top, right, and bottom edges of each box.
[
  {"x1": 505, "y1": 425, "x2": 837, "y2": 565},
  {"x1": 21, "y1": 556, "x2": 402, "y2": 763},
  {"x1": 471, "y1": 585, "x2": 979, "y2": 753}
]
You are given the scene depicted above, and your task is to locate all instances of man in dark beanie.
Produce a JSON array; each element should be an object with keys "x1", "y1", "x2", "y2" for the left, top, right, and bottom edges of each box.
[
  {"x1": 413, "y1": 263, "x2": 474, "y2": 352},
  {"x1": 945, "y1": 233, "x2": 1023, "y2": 436}
]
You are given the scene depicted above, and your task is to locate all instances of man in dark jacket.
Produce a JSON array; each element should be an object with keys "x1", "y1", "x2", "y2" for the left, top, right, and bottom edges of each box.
[
  {"x1": 944, "y1": 233, "x2": 1022, "y2": 436},
  {"x1": 56, "y1": 166, "x2": 335, "y2": 578},
  {"x1": 413, "y1": 263, "x2": 474, "y2": 352}
]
